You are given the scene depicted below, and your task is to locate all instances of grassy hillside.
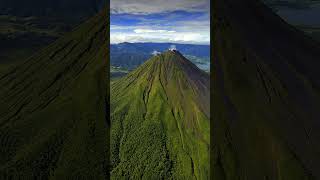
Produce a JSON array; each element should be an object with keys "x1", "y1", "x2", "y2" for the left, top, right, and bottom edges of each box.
[
  {"x1": 0, "y1": 9, "x2": 109, "y2": 179},
  {"x1": 213, "y1": 0, "x2": 320, "y2": 179},
  {"x1": 110, "y1": 51, "x2": 210, "y2": 179}
]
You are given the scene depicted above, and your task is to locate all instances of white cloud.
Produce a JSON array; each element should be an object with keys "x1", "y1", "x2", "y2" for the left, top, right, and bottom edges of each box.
[
  {"x1": 110, "y1": 0, "x2": 210, "y2": 45},
  {"x1": 152, "y1": 50, "x2": 161, "y2": 56},
  {"x1": 134, "y1": 29, "x2": 176, "y2": 33},
  {"x1": 110, "y1": 31, "x2": 209, "y2": 45},
  {"x1": 111, "y1": 0, "x2": 210, "y2": 14},
  {"x1": 110, "y1": 25, "x2": 130, "y2": 30}
]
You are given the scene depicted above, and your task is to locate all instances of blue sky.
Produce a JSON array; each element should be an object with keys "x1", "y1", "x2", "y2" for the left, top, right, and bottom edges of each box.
[{"x1": 110, "y1": 0, "x2": 210, "y2": 45}]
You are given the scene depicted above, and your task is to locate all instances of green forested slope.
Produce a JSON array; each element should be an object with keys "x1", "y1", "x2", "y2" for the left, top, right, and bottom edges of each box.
[
  {"x1": 110, "y1": 50, "x2": 210, "y2": 179},
  {"x1": 0, "y1": 9, "x2": 108, "y2": 179},
  {"x1": 213, "y1": 0, "x2": 320, "y2": 179}
]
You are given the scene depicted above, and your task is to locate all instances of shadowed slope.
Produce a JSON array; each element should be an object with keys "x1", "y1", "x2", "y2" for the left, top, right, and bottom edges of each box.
[
  {"x1": 213, "y1": 0, "x2": 320, "y2": 179},
  {"x1": 0, "y1": 9, "x2": 108, "y2": 179},
  {"x1": 111, "y1": 50, "x2": 210, "y2": 179}
]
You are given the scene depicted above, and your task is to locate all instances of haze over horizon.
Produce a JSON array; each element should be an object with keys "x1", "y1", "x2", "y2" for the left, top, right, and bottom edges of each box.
[{"x1": 110, "y1": 0, "x2": 210, "y2": 45}]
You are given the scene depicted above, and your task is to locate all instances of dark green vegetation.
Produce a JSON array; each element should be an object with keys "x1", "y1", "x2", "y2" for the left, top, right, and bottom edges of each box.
[
  {"x1": 110, "y1": 42, "x2": 210, "y2": 71},
  {"x1": 0, "y1": 9, "x2": 108, "y2": 179},
  {"x1": 110, "y1": 50, "x2": 210, "y2": 179},
  {"x1": 213, "y1": 0, "x2": 320, "y2": 179}
]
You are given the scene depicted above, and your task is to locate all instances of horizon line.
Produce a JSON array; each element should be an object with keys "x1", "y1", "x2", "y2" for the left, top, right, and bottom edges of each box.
[{"x1": 110, "y1": 41, "x2": 210, "y2": 46}]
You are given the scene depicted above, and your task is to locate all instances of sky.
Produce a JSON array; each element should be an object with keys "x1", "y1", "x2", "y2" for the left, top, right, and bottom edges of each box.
[{"x1": 110, "y1": 0, "x2": 210, "y2": 45}]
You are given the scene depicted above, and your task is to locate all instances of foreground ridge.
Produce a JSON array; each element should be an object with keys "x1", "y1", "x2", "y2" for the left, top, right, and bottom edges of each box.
[{"x1": 0, "y1": 9, "x2": 109, "y2": 179}]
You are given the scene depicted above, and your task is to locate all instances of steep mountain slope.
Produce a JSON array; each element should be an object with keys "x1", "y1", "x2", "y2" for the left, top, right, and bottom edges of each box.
[
  {"x1": 110, "y1": 50, "x2": 210, "y2": 179},
  {"x1": 0, "y1": 9, "x2": 108, "y2": 179},
  {"x1": 213, "y1": 0, "x2": 320, "y2": 179}
]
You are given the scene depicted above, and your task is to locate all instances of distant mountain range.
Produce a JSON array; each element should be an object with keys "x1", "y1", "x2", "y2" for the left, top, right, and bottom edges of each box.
[
  {"x1": 263, "y1": 0, "x2": 320, "y2": 9},
  {"x1": 0, "y1": 0, "x2": 105, "y2": 19},
  {"x1": 262, "y1": 0, "x2": 320, "y2": 42},
  {"x1": 0, "y1": 0, "x2": 106, "y2": 65},
  {"x1": 262, "y1": 0, "x2": 320, "y2": 22},
  {"x1": 110, "y1": 42, "x2": 210, "y2": 72},
  {"x1": 111, "y1": 50, "x2": 210, "y2": 179}
]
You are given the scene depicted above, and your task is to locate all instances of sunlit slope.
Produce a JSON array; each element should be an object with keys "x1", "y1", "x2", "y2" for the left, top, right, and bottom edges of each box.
[
  {"x1": 111, "y1": 51, "x2": 210, "y2": 179},
  {"x1": 0, "y1": 9, "x2": 108, "y2": 179},
  {"x1": 213, "y1": 0, "x2": 320, "y2": 179}
]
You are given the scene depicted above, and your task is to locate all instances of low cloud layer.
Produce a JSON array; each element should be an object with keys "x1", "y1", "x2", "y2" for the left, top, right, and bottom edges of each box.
[
  {"x1": 152, "y1": 50, "x2": 161, "y2": 56},
  {"x1": 111, "y1": 31, "x2": 209, "y2": 45},
  {"x1": 134, "y1": 29, "x2": 176, "y2": 33}
]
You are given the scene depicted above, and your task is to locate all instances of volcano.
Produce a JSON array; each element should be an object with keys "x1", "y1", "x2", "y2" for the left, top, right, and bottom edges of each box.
[
  {"x1": 0, "y1": 9, "x2": 108, "y2": 179},
  {"x1": 110, "y1": 50, "x2": 210, "y2": 179},
  {"x1": 213, "y1": 0, "x2": 320, "y2": 179}
]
